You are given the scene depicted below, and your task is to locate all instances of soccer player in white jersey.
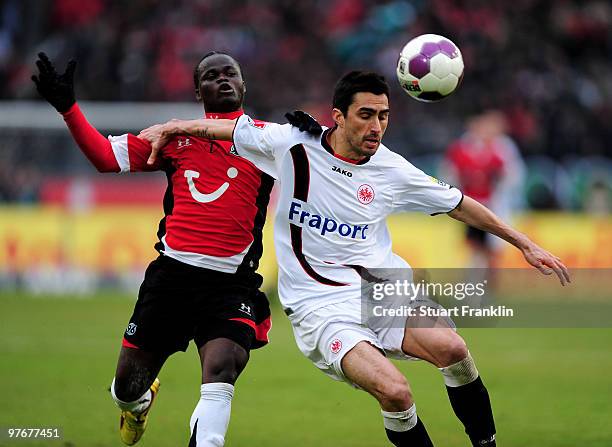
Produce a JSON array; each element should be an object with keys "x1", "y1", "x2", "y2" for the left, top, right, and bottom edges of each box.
[{"x1": 141, "y1": 71, "x2": 570, "y2": 447}]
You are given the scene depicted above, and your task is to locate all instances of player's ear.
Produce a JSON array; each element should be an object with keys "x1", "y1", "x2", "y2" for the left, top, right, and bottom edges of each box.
[
  {"x1": 332, "y1": 108, "x2": 344, "y2": 128},
  {"x1": 242, "y1": 81, "x2": 246, "y2": 95},
  {"x1": 195, "y1": 87, "x2": 202, "y2": 102}
]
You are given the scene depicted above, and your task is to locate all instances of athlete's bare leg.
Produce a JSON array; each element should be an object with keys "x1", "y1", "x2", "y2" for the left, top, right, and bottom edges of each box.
[
  {"x1": 113, "y1": 346, "x2": 169, "y2": 401},
  {"x1": 403, "y1": 317, "x2": 496, "y2": 447},
  {"x1": 341, "y1": 341, "x2": 433, "y2": 446},
  {"x1": 198, "y1": 337, "x2": 250, "y2": 385},
  {"x1": 402, "y1": 319, "x2": 468, "y2": 369},
  {"x1": 342, "y1": 341, "x2": 411, "y2": 411}
]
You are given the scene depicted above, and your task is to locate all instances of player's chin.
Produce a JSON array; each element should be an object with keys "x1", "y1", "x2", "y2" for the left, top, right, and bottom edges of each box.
[
  {"x1": 214, "y1": 95, "x2": 241, "y2": 110},
  {"x1": 361, "y1": 140, "x2": 380, "y2": 155}
]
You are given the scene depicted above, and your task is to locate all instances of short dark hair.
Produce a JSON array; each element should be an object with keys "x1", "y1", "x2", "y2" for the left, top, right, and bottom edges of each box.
[
  {"x1": 193, "y1": 51, "x2": 244, "y2": 91},
  {"x1": 332, "y1": 71, "x2": 389, "y2": 115}
]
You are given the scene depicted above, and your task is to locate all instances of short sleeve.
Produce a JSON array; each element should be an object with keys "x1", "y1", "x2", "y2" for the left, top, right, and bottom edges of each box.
[
  {"x1": 391, "y1": 156, "x2": 463, "y2": 215},
  {"x1": 232, "y1": 115, "x2": 293, "y2": 179},
  {"x1": 108, "y1": 133, "x2": 162, "y2": 173}
]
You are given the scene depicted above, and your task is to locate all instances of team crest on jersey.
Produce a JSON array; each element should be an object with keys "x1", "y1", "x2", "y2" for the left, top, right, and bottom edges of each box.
[
  {"x1": 229, "y1": 145, "x2": 239, "y2": 156},
  {"x1": 125, "y1": 323, "x2": 137, "y2": 336},
  {"x1": 357, "y1": 184, "x2": 375, "y2": 205},
  {"x1": 330, "y1": 339, "x2": 343, "y2": 354},
  {"x1": 177, "y1": 138, "x2": 192, "y2": 149}
]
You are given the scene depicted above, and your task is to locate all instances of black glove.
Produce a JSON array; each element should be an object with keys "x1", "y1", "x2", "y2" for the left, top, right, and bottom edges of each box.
[
  {"x1": 285, "y1": 110, "x2": 323, "y2": 136},
  {"x1": 31, "y1": 52, "x2": 76, "y2": 113}
]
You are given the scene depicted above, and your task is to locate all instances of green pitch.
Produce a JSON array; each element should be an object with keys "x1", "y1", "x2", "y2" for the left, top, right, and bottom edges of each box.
[{"x1": 1, "y1": 292, "x2": 611, "y2": 446}]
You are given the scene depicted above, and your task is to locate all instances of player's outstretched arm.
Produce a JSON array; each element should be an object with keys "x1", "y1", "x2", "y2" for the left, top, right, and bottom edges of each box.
[
  {"x1": 448, "y1": 195, "x2": 570, "y2": 285},
  {"x1": 32, "y1": 52, "x2": 122, "y2": 172},
  {"x1": 140, "y1": 111, "x2": 322, "y2": 165},
  {"x1": 139, "y1": 119, "x2": 235, "y2": 165}
]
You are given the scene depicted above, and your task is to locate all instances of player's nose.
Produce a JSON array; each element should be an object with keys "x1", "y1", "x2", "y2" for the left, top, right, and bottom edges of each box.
[{"x1": 370, "y1": 119, "x2": 382, "y2": 134}]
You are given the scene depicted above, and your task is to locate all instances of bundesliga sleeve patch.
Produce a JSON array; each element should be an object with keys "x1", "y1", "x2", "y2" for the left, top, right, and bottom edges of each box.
[{"x1": 429, "y1": 176, "x2": 451, "y2": 188}]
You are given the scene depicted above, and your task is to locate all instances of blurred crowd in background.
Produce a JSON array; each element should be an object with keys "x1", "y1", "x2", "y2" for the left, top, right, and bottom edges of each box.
[{"x1": 1, "y1": 0, "x2": 611, "y2": 211}]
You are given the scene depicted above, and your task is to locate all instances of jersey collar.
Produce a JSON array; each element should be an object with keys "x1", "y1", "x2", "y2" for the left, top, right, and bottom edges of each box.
[
  {"x1": 205, "y1": 109, "x2": 244, "y2": 120},
  {"x1": 321, "y1": 127, "x2": 371, "y2": 165}
]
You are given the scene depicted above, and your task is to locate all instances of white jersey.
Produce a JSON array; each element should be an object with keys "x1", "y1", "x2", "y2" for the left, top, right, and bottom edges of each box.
[{"x1": 233, "y1": 115, "x2": 463, "y2": 314}]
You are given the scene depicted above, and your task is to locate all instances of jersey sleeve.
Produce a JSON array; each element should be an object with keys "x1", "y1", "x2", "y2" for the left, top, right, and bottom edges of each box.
[
  {"x1": 107, "y1": 133, "x2": 163, "y2": 172},
  {"x1": 391, "y1": 156, "x2": 463, "y2": 215},
  {"x1": 231, "y1": 114, "x2": 293, "y2": 179},
  {"x1": 62, "y1": 103, "x2": 162, "y2": 173}
]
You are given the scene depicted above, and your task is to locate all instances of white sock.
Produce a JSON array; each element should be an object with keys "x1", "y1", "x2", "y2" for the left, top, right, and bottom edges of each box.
[
  {"x1": 439, "y1": 352, "x2": 479, "y2": 387},
  {"x1": 189, "y1": 383, "x2": 234, "y2": 447},
  {"x1": 381, "y1": 403, "x2": 418, "y2": 432},
  {"x1": 110, "y1": 378, "x2": 152, "y2": 414}
]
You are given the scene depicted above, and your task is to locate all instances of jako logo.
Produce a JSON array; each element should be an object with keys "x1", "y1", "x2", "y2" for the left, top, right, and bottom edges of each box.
[
  {"x1": 289, "y1": 201, "x2": 368, "y2": 239},
  {"x1": 332, "y1": 166, "x2": 352, "y2": 177},
  {"x1": 185, "y1": 167, "x2": 238, "y2": 203}
]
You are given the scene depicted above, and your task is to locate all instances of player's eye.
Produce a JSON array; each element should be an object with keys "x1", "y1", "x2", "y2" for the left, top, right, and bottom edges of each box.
[{"x1": 227, "y1": 71, "x2": 237, "y2": 77}]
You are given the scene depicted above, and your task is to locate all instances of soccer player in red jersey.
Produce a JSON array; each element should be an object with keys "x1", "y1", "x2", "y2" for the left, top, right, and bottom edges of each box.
[
  {"x1": 443, "y1": 111, "x2": 524, "y2": 268},
  {"x1": 33, "y1": 51, "x2": 277, "y2": 446}
]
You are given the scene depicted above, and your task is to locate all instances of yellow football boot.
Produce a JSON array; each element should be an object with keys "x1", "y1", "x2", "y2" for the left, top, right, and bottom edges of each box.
[{"x1": 119, "y1": 378, "x2": 160, "y2": 445}]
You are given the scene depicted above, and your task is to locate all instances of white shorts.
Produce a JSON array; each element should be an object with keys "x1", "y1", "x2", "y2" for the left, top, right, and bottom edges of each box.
[{"x1": 288, "y1": 298, "x2": 418, "y2": 385}]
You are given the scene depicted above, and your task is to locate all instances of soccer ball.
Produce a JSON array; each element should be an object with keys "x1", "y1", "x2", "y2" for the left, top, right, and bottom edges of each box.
[{"x1": 396, "y1": 34, "x2": 464, "y2": 102}]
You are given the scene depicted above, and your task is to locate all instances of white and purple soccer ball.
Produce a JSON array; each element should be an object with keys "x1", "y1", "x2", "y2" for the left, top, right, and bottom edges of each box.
[{"x1": 396, "y1": 34, "x2": 464, "y2": 102}]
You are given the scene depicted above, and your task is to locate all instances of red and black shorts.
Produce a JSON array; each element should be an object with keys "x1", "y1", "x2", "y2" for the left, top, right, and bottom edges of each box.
[{"x1": 122, "y1": 255, "x2": 271, "y2": 355}]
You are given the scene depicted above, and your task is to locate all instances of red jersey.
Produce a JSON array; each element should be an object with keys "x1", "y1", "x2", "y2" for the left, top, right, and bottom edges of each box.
[
  {"x1": 445, "y1": 136, "x2": 505, "y2": 204},
  {"x1": 108, "y1": 110, "x2": 273, "y2": 273}
]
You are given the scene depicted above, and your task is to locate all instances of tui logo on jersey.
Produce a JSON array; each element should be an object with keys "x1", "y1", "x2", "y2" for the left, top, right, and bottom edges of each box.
[
  {"x1": 184, "y1": 167, "x2": 238, "y2": 203},
  {"x1": 357, "y1": 184, "x2": 375, "y2": 205},
  {"x1": 289, "y1": 201, "x2": 369, "y2": 240}
]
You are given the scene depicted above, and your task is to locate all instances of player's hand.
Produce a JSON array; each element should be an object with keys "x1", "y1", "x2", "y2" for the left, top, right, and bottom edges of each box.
[
  {"x1": 521, "y1": 242, "x2": 570, "y2": 286},
  {"x1": 31, "y1": 52, "x2": 76, "y2": 113},
  {"x1": 139, "y1": 121, "x2": 176, "y2": 165},
  {"x1": 285, "y1": 110, "x2": 323, "y2": 136}
]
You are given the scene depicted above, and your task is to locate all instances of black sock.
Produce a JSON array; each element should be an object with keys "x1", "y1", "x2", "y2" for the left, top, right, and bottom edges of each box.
[
  {"x1": 385, "y1": 417, "x2": 434, "y2": 447},
  {"x1": 446, "y1": 376, "x2": 496, "y2": 446}
]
